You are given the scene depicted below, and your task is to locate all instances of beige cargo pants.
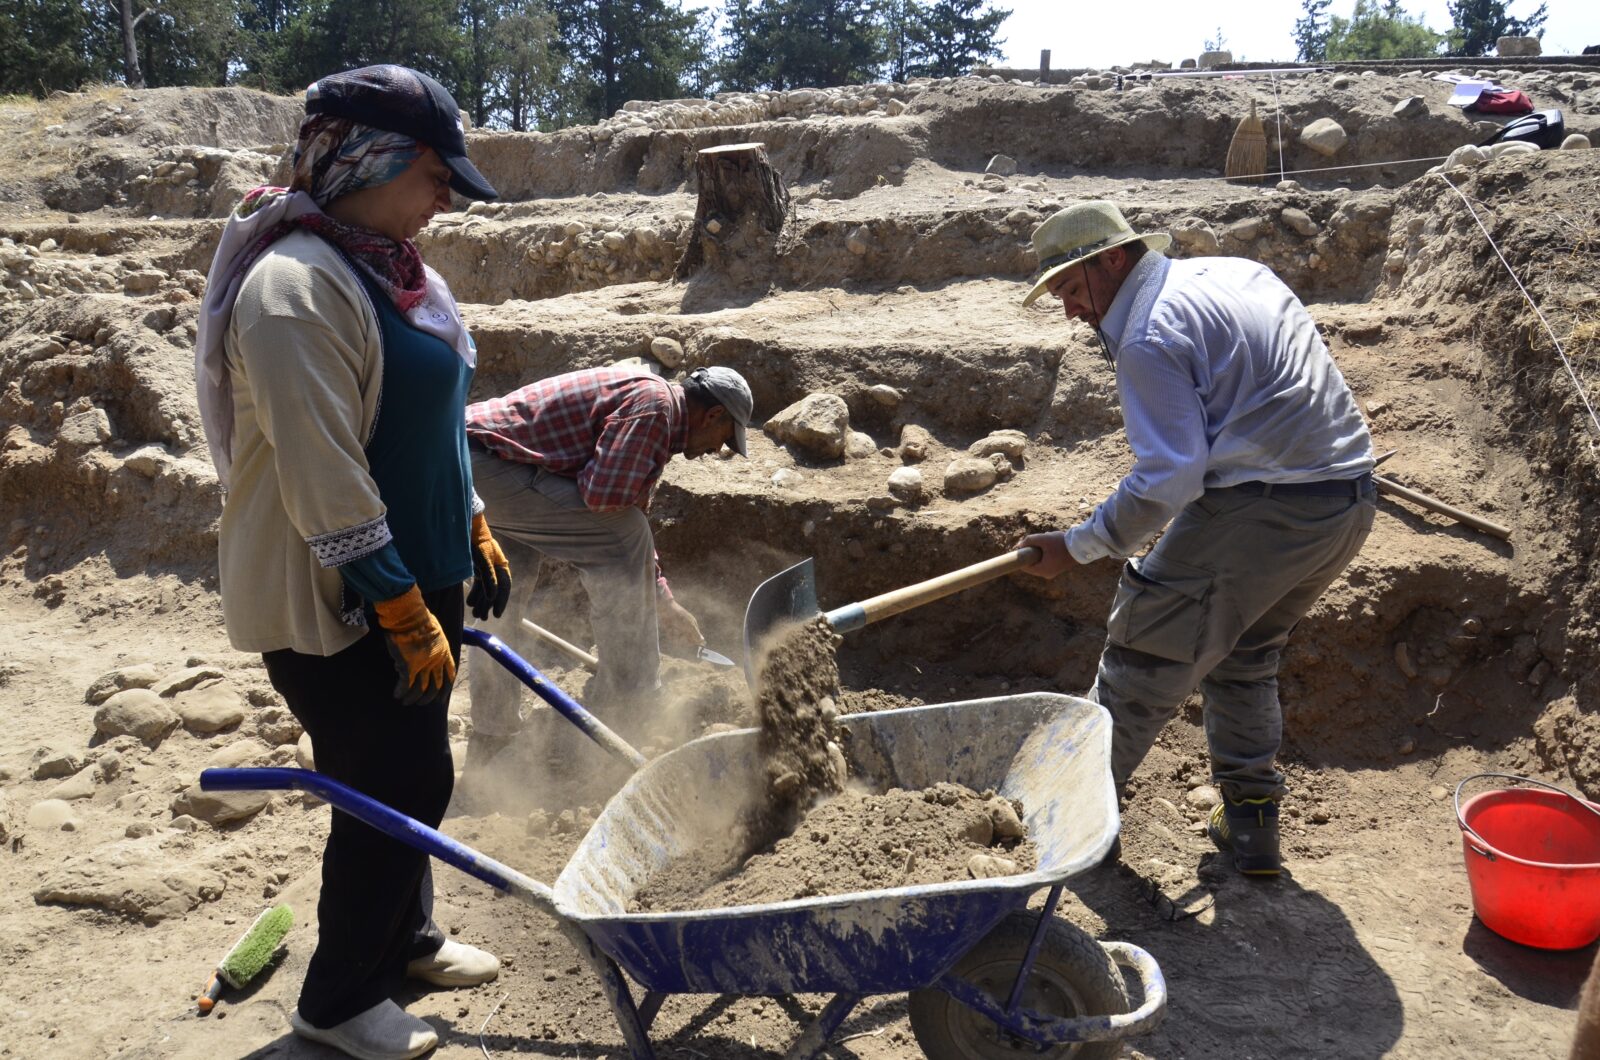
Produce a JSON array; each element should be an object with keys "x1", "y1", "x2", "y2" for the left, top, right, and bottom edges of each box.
[
  {"x1": 1090, "y1": 480, "x2": 1377, "y2": 803},
  {"x1": 467, "y1": 448, "x2": 660, "y2": 740}
]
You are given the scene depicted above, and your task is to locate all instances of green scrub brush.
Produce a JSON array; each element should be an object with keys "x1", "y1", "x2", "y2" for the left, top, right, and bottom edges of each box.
[{"x1": 196, "y1": 904, "x2": 293, "y2": 1014}]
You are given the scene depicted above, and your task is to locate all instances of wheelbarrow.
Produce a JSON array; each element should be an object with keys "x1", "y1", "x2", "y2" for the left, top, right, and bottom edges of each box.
[
  {"x1": 741, "y1": 547, "x2": 1041, "y2": 686},
  {"x1": 202, "y1": 632, "x2": 1165, "y2": 1059}
]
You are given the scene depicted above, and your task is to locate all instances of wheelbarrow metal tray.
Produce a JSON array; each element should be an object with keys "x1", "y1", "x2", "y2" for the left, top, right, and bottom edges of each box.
[{"x1": 553, "y1": 693, "x2": 1116, "y2": 996}]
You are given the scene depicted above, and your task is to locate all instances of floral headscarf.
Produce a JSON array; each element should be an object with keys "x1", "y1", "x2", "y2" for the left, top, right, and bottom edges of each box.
[{"x1": 195, "y1": 115, "x2": 475, "y2": 487}]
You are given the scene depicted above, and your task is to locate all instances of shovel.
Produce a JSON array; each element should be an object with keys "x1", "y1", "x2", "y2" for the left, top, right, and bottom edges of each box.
[
  {"x1": 741, "y1": 546, "x2": 1041, "y2": 685},
  {"x1": 520, "y1": 618, "x2": 736, "y2": 671}
]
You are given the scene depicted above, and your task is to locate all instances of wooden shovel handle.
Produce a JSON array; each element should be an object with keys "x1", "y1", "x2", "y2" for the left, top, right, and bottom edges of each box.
[
  {"x1": 1374, "y1": 474, "x2": 1511, "y2": 541},
  {"x1": 519, "y1": 618, "x2": 599, "y2": 671},
  {"x1": 824, "y1": 547, "x2": 1043, "y2": 633}
]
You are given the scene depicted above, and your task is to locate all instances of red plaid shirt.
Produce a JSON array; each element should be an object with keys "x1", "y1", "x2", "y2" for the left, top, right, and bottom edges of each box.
[{"x1": 466, "y1": 368, "x2": 686, "y2": 595}]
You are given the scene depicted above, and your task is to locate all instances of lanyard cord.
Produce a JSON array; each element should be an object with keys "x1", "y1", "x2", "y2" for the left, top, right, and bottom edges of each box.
[{"x1": 1084, "y1": 260, "x2": 1115, "y2": 369}]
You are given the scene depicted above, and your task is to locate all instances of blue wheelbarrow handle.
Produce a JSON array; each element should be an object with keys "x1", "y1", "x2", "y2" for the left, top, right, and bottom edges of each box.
[
  {"x1": 201, "y1": 766, "x2": 561, "y2": 917},
  {"x1": 938, "y1": 940, "x2": 1166, "y2": 1044},
  {"x1": 463, "y1": 626, "x2": 647, "y2": 770}
]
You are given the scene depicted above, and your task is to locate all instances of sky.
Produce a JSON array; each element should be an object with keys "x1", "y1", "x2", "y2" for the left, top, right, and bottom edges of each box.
[{"x1": 991, "y1": 0, "x2": 1600, "y2": 70}]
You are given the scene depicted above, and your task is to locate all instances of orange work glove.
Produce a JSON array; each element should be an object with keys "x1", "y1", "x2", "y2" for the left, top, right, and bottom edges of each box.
[
  {"x1": 466, "y1": 513, "x2": 512, "y2": 622},
  {"x1": 372, "y1": 585, "x2": 457, "y2": 705}
]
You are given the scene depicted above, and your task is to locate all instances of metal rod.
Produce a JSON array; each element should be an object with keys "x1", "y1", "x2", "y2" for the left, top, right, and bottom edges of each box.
[
  {"x1": 573, "y1": 933, "x2": 657, "y2": 1060},
  {"x1": 1006, "y1": 885, "x2": 1066, "y2": 1014},
  {"x1": 782, "y1": 994, "x2": 862, "y2": 1060},
  {"x1": 199, "y1": 767, "x2": 560, "y2": 916},
  {"x1": 1135, "y1": 66, "x2": 1329, "y2": 80},
  {"x1": 637, "y1": 992, "x2": 666, "y2": 1033},
  {"x1": 463, "y1": 626, "x2": 647, "y2": 769}
]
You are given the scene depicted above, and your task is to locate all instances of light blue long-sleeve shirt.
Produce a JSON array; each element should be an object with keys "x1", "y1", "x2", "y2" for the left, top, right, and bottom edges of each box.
[{"x1": 1063, "y1": 252, "x2": 1373, "y2": 564}]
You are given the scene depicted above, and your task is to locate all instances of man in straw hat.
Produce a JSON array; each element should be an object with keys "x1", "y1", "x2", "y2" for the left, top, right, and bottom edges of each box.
[
  {"x1": 461, "y1": 364, "x2": 754, "y2": 772},
  {"x1": 1016, "y1": 201, "x2": 1376, "y2": 876}
]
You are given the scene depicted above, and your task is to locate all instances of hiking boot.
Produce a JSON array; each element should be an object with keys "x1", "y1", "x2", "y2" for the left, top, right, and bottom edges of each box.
[{"x1": 1207, "y1": 796, "x2": 1281, "y2": 876}]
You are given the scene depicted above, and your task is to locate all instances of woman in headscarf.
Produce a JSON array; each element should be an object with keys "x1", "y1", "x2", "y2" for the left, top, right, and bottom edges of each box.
[{"x1": 195, "y1": 65, "x2": 512, "y2": 1060}]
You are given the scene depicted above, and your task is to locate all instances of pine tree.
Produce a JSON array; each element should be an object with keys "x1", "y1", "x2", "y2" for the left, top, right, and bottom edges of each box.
[
  {"x1": 0, "y1": 0, "x2": 120, "y2": 96},
  {"x1": 744, "y1": 0, "x2": 885, "y2": 90},
  {"x1": 136, "y1": 0, "x2": 242, "y2": 88},
  {"x1": 247, "y1": 0, "x2": 464, "y2": 98},
  {"x1": 880, "y1": 0, "x2": 924, "y2": 84},
  {"x1": 1325, "y1": 0, "x2": 1444, "y2": 60},
  {"x1": 489, "y1": 0, "x2": 563, "y2": 130},
  {"x1": 549, "y1": 0, "x2": 709, "y2": 121},
  {"x1": 713, "y1": 0, "x2": 767, "y2": 91},
  {"x1": 1293, "y1": 0, "x2": 1332, "y2": 61},
  {"x1": 235, "y1": 0, "x2": 315, "y2": 91},
  {"x1": 1446, "y1": 0, "x2": 1546, "y2": 57},
  {"x1": 906, "y1": 0, "x2": 1007, "y2": 79}
]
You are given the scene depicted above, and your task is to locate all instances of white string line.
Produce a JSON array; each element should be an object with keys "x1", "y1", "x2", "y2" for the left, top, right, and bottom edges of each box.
[
  {"x1": 1205, "y1": 153, "x2": 1452, "y2": 182},
  {"x1": 478, "y1": 991, "x2": 510, "y2": 1060},
  {"x1": 1269, "y1": 74, "x2": 1286, "y2": 185},
  {"x1": 1436, "y1": 171, "x2": 1600, "y2": 453}
]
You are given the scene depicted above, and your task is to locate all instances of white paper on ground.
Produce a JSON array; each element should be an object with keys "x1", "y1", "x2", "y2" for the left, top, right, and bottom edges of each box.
[{"x1": 1446, "y1": 80, "x2": 1499, "y2": 107}]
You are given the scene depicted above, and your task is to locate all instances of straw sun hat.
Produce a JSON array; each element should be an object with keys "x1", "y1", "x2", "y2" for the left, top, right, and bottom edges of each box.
[{"x1": 1021, "y1": 201, "x2": 1172, "y2": 307}]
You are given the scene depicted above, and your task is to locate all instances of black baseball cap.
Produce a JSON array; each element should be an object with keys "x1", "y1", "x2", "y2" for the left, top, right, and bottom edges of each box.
[{"x1": 305, "y1": 64, "x2": 498, "y2": 201}]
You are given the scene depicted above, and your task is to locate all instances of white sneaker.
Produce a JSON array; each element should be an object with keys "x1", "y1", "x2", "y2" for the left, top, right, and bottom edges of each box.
[
  {"x1": 289, "y1": 1001, "x2": 437, "y2": 1060},
  {"x1": 405, "y1": 938, "x2": 500, "y2": 987}
]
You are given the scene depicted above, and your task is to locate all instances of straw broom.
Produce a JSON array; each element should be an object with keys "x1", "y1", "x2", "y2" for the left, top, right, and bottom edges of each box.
[{"x1": 1225, "y1": 99, "x2": 1267, "y2": 183}]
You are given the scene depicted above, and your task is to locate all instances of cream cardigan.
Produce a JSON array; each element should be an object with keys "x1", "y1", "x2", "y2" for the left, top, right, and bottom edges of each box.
[{"x1": 219, "y1": 230, "x2": 390, "y2": 655}]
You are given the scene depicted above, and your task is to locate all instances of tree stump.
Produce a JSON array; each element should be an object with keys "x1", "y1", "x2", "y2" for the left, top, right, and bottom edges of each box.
[{"x1": 674, "y1": 143, "x2": 791, "y2": 282}]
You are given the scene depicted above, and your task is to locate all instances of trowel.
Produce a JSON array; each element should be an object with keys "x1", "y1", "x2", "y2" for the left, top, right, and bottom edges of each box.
[{"x1": 741, "y1": 546, "x2": 1042, "y2": 686}]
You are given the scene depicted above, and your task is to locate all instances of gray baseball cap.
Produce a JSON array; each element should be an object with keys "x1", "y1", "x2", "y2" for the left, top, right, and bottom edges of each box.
[{"x1": 689, "y1": 366, "x2": 753, "y2": 456}]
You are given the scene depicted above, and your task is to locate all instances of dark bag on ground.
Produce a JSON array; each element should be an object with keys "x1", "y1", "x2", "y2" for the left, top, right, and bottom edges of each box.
[{"x1": 1477, "y1": 109, "x2": 1566, "y2": 150}]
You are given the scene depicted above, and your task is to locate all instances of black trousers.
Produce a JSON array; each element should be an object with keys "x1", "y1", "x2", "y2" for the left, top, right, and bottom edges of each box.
[{"x1": 263, "y1": 586, "x2": 463, "y2": 1028}]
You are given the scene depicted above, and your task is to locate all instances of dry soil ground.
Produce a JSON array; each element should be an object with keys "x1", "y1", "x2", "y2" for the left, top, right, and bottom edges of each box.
[{"x1": 2, "y1": 61, "x2": 1600, "y2": 1059}]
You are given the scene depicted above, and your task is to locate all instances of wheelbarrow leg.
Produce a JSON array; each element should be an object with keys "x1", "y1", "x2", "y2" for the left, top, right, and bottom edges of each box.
[
  {"x1": 1005, "y1": 882, "x2": 1065, "y2": 1014},
  {"x1": 561, "y1": 924, "x2": 656, "y2": 1060},
  {"x1": 782, "y1": 993, "x2": 862, "y2": 1060},
  {"x1": 638, "y1": 992, "x2": 666, "y2": 1032}
]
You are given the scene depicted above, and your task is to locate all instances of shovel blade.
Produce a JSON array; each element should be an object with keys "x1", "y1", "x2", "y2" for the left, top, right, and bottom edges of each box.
[{"x1": 742, "y1": 558, "x2": 819, "y2": 686}]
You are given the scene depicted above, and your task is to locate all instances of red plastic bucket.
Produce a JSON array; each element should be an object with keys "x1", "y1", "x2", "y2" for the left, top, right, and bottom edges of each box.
[{"x1": 1455, "y1": 773, "x2": 1600, "y2": 950}]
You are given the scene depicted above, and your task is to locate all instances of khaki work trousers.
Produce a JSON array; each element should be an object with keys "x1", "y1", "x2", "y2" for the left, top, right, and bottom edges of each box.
[
  {"x1": 1090, "y1": 481, "x2": 1377, "y2": 803},
  {"x1": 468, "y1": 448, "x2": 660, "y2": 739}
]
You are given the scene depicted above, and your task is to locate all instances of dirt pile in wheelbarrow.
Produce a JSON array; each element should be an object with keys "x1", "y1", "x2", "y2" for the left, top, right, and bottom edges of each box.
[{"x1": 633, "y1": 781, "x2": 1036, "y2": 911}]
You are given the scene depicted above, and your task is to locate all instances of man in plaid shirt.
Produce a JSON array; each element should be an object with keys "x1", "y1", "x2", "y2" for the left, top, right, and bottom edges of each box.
[{"x1": 463, "y1": 365, "x2": 753, "y2": 766}]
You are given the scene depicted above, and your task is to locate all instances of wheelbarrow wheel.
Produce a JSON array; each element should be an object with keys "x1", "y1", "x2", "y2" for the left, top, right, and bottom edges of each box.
[{"x1": 908, "y1": 910, "x2": 1129, "y2": 1060}]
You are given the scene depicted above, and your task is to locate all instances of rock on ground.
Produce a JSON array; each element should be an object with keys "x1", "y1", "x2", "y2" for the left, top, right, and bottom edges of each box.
[
  {"x1": 32, "y1": 835, "x2": 227, "y2": 923},
  {"x1": 887, "y1": 466, "x2": 924, "y2": 500},
  {"x1": 25, "y1": 798, "x2": 80, "y2": 832},
  {"x1": 898, "y1": 423, "x2": 932, "y2": 463},
  {"x1": 1300, "y1": 118, "x2": 1348, "y2": 158},
  {"x1": 84, "y1": 663, "x2": 161, "y2": 704},
  {"x1": 169, "y1": 786, "x2": 272, "y2": 825},
  {"x1": 764, "y1": 392, "x2": 850, "y2": 459},
  {"x1": 945, "y1": 456, "x2": 1000, "y2": 494},
  {"x1": 173, "y1": 684, "x2": 246, "y2": 734},
  {"x1": 94, "y1": 688, "x2": 180, "y2": 747},
  {"x1": 968, "y1": 429, "x2": 1027, "y2": 461}
]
